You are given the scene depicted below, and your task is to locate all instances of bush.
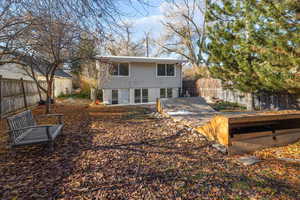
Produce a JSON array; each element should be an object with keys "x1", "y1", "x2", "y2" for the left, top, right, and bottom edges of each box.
[
  {"x1": 58, "y1": 91, "x2": 90, "y2": 99},
  {"x1": 212, "y1": 101, "x2": 246, "y2": 111}
]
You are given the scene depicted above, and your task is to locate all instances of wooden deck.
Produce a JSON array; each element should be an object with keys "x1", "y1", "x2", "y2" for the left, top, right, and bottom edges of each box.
[
  {"x1": 157, "y1": 98, "x2": 300, "y2": 154},
  {"x1": 197, "y1": 111, "x2": 300, "y2": 154}
]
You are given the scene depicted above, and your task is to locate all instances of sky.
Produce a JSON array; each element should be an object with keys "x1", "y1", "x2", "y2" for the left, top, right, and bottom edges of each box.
[{"x1": 118, "y1": 0, "x2": 167, "y2": 41}]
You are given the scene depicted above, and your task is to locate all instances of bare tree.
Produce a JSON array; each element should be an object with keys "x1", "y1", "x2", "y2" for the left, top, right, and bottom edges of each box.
[
  {"x1": 104, "y1": 22, "x2": 146, "y2": 56},
  {"x1": 0, "y1": 0, "x2": 150, "y2": 113},
  {"x1": 156, "y1": 0, "x2": 207, "y2": 67}
]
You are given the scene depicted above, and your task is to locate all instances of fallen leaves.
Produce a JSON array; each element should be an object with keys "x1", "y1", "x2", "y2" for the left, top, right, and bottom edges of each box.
[{"x1": 0, "y1": 104, "x2": 299, "y2": 199}]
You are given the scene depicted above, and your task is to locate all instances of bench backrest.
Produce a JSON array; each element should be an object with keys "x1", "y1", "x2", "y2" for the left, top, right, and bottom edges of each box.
[{"x1": 7, "y1": 110, "x2": 37, "y2": 140}]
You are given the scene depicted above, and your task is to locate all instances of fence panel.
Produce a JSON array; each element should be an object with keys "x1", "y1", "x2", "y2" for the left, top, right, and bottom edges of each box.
[
  {"x1": 197, "y1": 87, "x2": 299, "y2": 110},
  {"x1": 0, "y1": 77, "x2": 46, "y2": 118}
]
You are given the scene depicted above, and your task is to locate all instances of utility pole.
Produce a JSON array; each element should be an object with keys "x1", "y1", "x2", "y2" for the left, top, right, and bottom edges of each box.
[{"x1": 145, "y1": 32, "x2": 149, "y2": 57}]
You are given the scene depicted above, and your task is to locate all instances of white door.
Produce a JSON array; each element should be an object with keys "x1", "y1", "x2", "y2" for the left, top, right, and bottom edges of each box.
[{"x1": 119, "y1": 89, "x2": 130, "y2": 104}]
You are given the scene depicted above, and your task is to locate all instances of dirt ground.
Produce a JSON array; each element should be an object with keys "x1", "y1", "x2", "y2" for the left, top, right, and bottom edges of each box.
[{"x1": 0, "y1": 104, "x2": 299, "y2": 199}]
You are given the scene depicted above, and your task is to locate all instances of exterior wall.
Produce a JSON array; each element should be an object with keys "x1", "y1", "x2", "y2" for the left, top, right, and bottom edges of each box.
[
  {"x1": 103, "y1": 89, "x2": 112, "y2": 104},
  {"x1": 102, "y1": 62, "x2": 182, "y2": 89},
  {"x1": 38, "y1": 76, "x2": 73, "y2": 97},
  {"x1": 103, "y1": 88, "x2": 179, "y2": 105},
  {"x1": 54, "y1": 77, "x2": 73, "y2": 97}
]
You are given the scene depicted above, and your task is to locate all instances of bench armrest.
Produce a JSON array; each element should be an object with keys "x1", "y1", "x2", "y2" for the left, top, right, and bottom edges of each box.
[{"x1": 37, "y1": 114, "x2": 64, "y2": 124}]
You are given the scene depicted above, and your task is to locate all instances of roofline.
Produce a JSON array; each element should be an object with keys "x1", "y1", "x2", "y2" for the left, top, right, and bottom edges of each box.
[{"x1": 94, "y1": 55, "x2": 187, "y2": 64}]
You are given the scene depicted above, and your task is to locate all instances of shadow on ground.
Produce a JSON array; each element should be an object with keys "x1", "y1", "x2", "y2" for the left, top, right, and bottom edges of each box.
[{"x1": 0, "y1": 104, "x2": 299, "y2": 199}]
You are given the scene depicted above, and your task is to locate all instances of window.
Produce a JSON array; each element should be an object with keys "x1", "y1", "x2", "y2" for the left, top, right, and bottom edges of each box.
[
  {"x1": 167, "y1": 88, "x2": 173, "y2": 98},
  {"x1": 157, "y1": 64, "x2": 166, "y2": 76},
  {"x1": 134, "y1": 89, "x2": 141, "y2": 103},
  {"x1": 160, "y1": 88, "x2": 166, "y2": 98},
  {"x1": 135, "y1": 88, "x2": 148, "y2": 103},
  {"x1": 119, "y1": 63, "x2": 129, "y2": 76},
  {"x1": 167, "y1": 64, "x2": 175, "y2": 76},
  {"x1": 112, "y1": 64, "x2": 119, "y2": 76},
  {"x1": 142, "y1": 89, "x2": 148, "y2": 103},
  {"x1": 111, "y1": 63, "x2": 129, "y2": 76},
  {"x1": 157, "y1": 64, "x2": 175, "y2": 77},
  {"x1": 160, "y1": 88, "x2": 173, "y2": 98},
  {"x1": 112, "y1": 90, "x2": 118, "y2": 104}
]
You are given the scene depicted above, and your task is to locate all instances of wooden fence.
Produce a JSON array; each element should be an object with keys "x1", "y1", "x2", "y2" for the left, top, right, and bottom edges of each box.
[
  {"x1": 196, "y1": 87, "x2": 300, "y2": 110},
  {"x1": 0, "y1": 75, "x2": 47, "y2": 118},
  {"x1": 182, "y1": 78, "x2": 300, "y2": 110}
]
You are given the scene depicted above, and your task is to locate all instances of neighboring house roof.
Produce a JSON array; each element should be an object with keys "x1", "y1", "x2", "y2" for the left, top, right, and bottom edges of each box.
[
  {"x1": 0, "y1": 63, "x2": 72, "y2": 80},
  {"x1": 53, "y1": 68, "x2": 72, "y2": 78},
  {"x1": 0, "y1": 63, "x2": 33, "y2": 80},
  {"x1": 1, "y1": 49, "x2": 72, "y2": 79},
  {"x1": 95, "y1": 55, "x2": 187, "y2": 64}
]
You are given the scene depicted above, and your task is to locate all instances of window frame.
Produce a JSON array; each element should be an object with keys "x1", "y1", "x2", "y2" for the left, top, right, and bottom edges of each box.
[
  {"x1": 160, "y1": 88, "x2": 166, "y2": 98},
  {"x1": 111, "y1": 63, "x2": 130, "y2": 77},
  {"x1": 111, "y1": 89, "x2": 118, "y2": 104},
  {"x1": 156, "y1": 63, "x2": 176, "y2": 77},
  {"x1": 167, "y1": 88, "x2": 173, "y2": 98},
  {"x1": 142, "y1": 88, "x2": 148, "y2": 103},
  {"x1": 134, "y1": 88, "x2": 149, "y2": 104},
  {"x1": 134, "y1": 89, "x2": 141, "y2": 104},
  {"x1": 160, "y1": 88, "x2": 173, "y2": 99}
]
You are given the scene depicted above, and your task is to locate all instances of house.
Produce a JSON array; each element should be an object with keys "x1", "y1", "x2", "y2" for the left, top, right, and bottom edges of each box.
[
  {"x1": 96, "y1": 56, "x2": 186, "y2": 105},
  {"x1": 0, "y1": 63, "x2": 72, "y2": 97}
]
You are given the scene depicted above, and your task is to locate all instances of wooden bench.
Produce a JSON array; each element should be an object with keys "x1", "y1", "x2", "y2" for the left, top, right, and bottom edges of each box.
[{"x1": 6, "y1": 110, "x2": 64, "y2": 151}]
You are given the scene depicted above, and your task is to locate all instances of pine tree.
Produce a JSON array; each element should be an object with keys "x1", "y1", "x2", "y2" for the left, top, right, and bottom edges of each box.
[{"x1": 204, "y1": 0, "x2": 300, "y2": 95}]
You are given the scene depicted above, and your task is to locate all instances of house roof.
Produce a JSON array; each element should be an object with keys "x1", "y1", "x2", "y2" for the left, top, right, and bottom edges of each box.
[
  {"x1": 54, "y1": 68, "x2": 72, "y2": 78},
  {"x1": 95, "y1": 55, "x2": 187, "y2": 64}
]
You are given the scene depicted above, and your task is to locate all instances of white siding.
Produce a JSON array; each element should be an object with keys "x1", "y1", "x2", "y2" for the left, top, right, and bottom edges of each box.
[
  {"x1": 103, "y1": 88, "x2": 179, "y2": 105},
  {"x1": 54, "y1": 77, "x2": 73, "y2": 97},
  {"x1": 103, "y1": 89, "x2": 111, "y2": 104},
  {"x1": 119, "y1": 89, "x2": 130, "y2": 104},
  {"x1": 102, "y1": 62, "x2": 182, "y2": 89}
]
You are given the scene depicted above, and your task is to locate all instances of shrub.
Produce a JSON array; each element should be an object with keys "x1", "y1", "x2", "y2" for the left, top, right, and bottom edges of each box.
[{"x1": 212, "y1": 101, "x2": 246, "y2": 111}]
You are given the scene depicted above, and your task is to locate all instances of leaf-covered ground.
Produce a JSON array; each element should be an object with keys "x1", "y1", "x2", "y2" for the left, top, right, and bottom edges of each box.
[{"x1": 0, "y1": 104, "x2": 299, "y2": 199}]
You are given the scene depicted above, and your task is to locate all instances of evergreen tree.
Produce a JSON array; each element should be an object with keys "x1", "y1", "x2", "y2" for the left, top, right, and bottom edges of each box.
[{"x1": 204, "y1": 0, "x2": 300, "y2": 95}]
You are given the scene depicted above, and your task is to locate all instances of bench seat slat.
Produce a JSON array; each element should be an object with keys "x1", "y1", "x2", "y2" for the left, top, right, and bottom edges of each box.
[{"x1": 13, "y1": 125, "x2": 63, "y2": 146}]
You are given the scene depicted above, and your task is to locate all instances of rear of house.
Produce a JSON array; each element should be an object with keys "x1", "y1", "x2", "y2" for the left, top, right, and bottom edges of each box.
[{"x1": 96, "y1": 56, "x2": 185, "y2": 105}]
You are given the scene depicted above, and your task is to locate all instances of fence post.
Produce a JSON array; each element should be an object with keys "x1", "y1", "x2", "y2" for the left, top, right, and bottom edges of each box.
[
  {"x1": 21, "y1": 78, "x2": 28, "y2": 110},
  {"x1": 52, "y1": 79, "x2": 55, "y2": 103},
  {"x1": 0, "y1": 75, "x2": 3, "y2": 118}
]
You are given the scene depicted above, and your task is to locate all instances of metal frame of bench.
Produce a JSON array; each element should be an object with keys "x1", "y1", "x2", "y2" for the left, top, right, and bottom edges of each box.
[{"x1": 6, "y1": 110, "x2": 64, "y2": 151}]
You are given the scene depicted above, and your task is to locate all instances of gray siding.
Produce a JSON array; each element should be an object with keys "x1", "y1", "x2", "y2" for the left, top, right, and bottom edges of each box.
[{"x1": 102, "y1": 62, "x2": 182, "y2": 89}]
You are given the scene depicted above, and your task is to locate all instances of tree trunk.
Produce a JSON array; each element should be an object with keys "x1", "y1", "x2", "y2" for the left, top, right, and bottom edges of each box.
[
  {"x1": 37, "y1": 82, "x2": 42, "y2": 101},
  {"x1": 46, "y1": 80, "x2": 53, "y2": 114}
]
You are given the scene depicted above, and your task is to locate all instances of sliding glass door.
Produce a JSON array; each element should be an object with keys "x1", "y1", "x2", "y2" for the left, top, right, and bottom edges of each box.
[{"x1": 134, "y1": 88, "x2": 148, "y2": 103}]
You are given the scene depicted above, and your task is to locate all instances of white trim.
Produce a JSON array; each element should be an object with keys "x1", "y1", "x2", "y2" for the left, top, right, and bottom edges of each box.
[
  {"x1": 105, "y1": 102, "x2": 156, "y2": 107},
  {"x1": 111, "y1": 62, "x2": 130, "y2": 77},
  {"x1": 156, "y1": 63, "x2": 176, "y2": 78},
  {"x1": 96, "y1": 55, "x2": 187, "y2": 64}
]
